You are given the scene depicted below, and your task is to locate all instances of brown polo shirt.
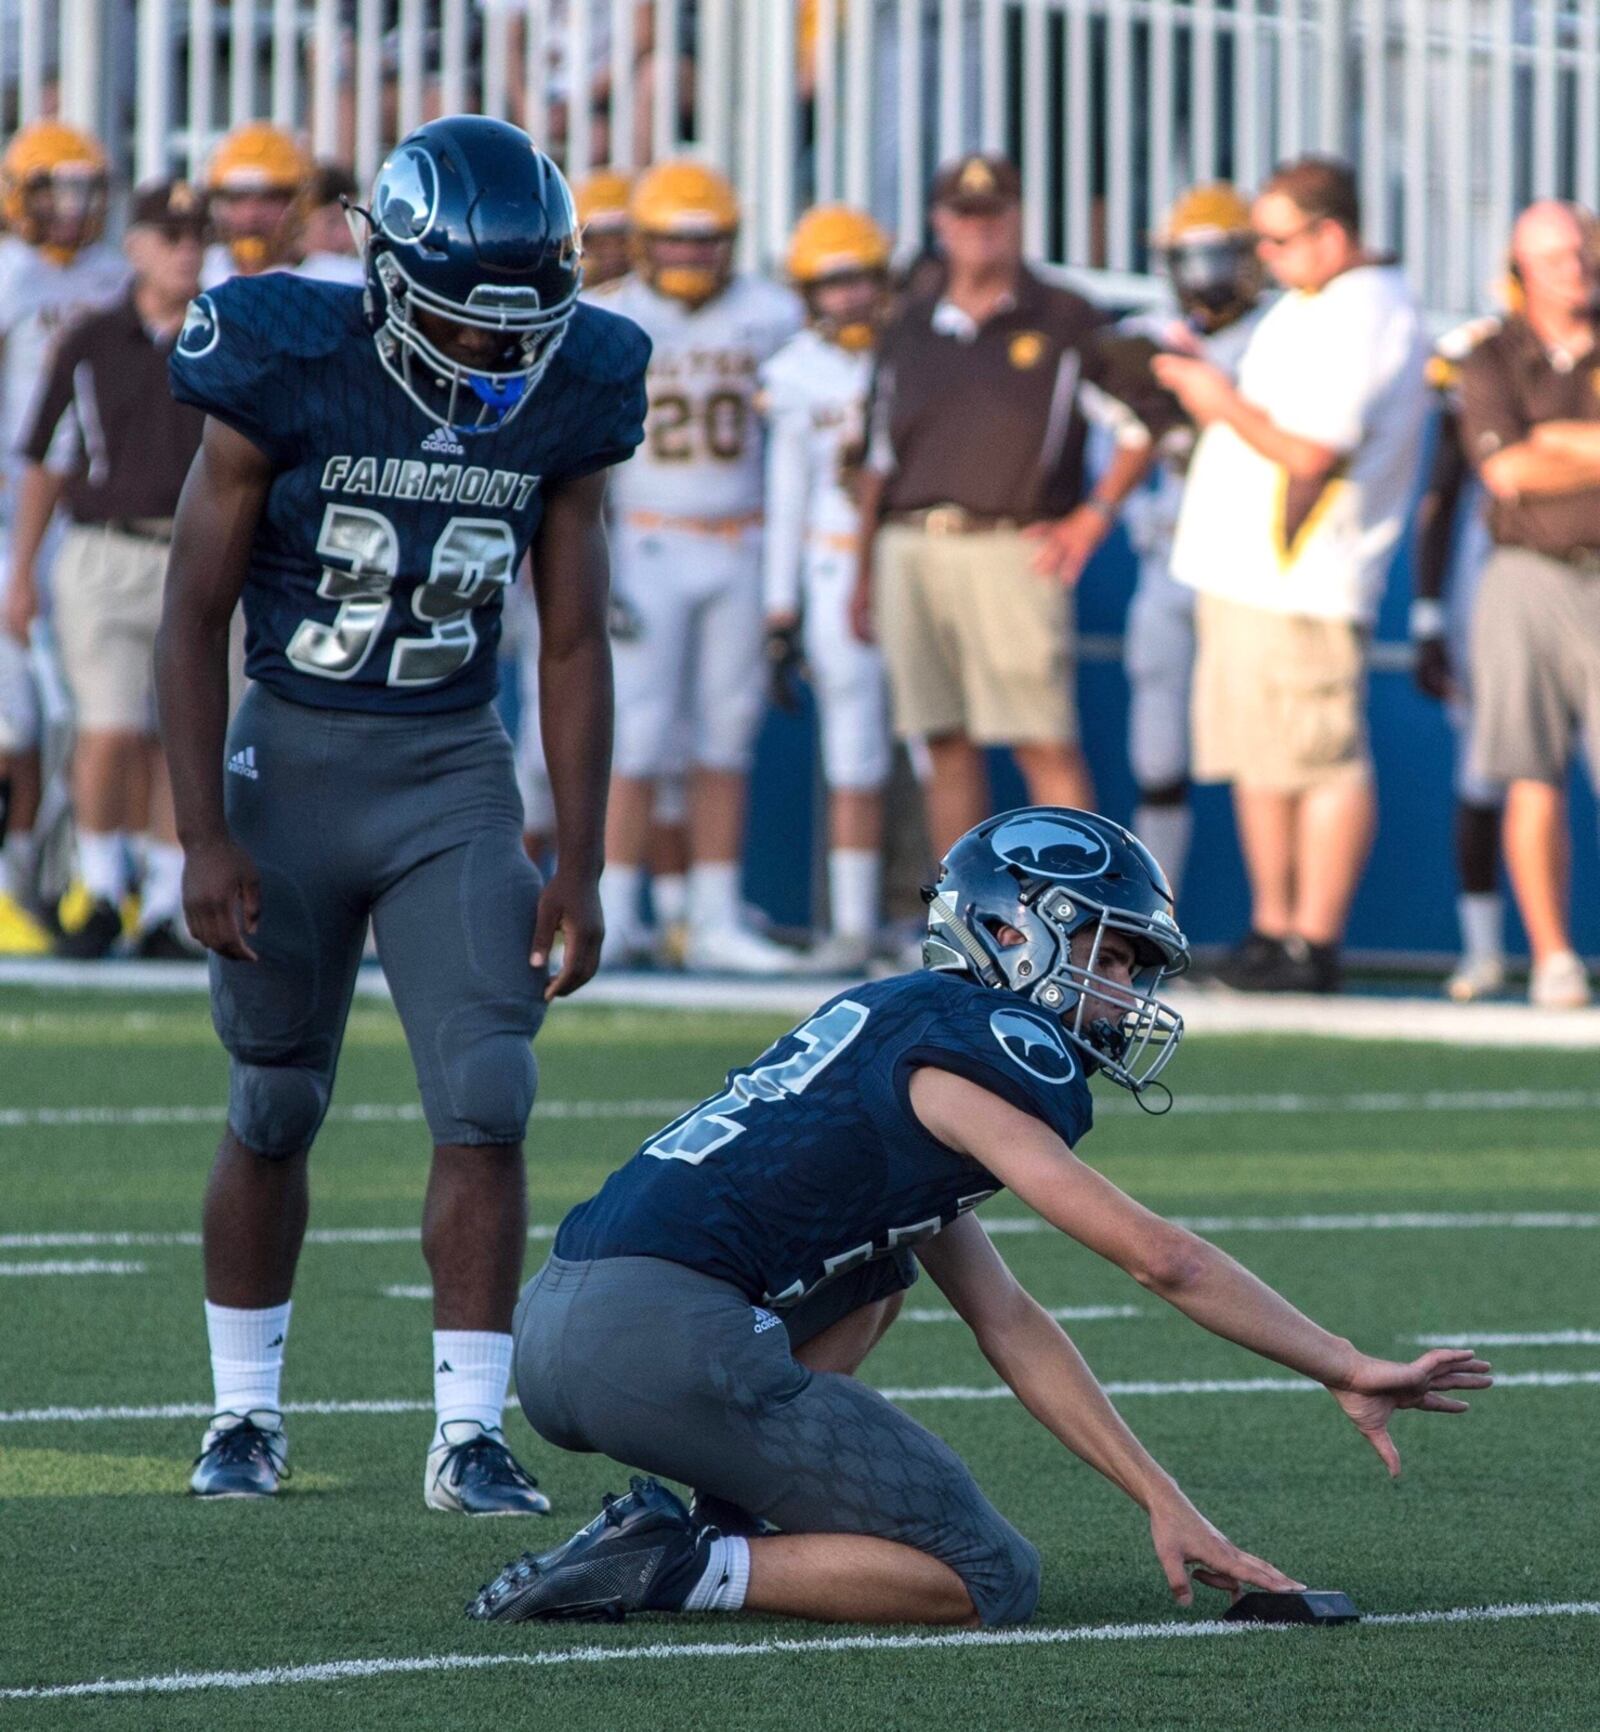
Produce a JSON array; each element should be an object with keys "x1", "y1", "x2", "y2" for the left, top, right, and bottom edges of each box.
[
  {"x1": 1456, "y1": 314, "x2": 1600, "y2": 556},
  {"x1": 866, "y1": 267, "x2": 1175, "y2": 520},
  {"x1": 20, "y1": 290, "x2": 205, "y2": 524}
]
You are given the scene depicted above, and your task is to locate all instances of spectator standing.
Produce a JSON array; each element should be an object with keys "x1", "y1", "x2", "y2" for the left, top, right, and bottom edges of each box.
[
  {"x1": 1156, "y1": 157, "x2": 1429, "y2": 993},
  {"x1": 853, "y1": 154, "x2": 1169, "y2": 856},
  {"x1": 3, "y1": 180, "x2": 209, "y2": 958},
  {"x1": 1456, "y1": 200, "x2": 1600, "y2": 1009}
]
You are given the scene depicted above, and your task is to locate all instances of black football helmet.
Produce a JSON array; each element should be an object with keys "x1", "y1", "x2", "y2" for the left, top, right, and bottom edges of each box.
[
  {"x1": 924, "y1": 808, "x2": 1190, "y2": 1100},
  {"x1": 359, "y1": 116, "x2": 582, "y2": 435}
]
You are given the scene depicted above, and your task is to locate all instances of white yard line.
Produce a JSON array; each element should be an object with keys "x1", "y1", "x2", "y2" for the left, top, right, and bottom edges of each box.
[
  {"x1": 1413, "y1": 1330, "x2": 1600, "y2": 1347},
  {"x1": 3, "y1": 1367, "x2": 1596, "y2": 1427},
  {"x1": 0, "y1": 1259, "x2": 145, "y2": 1277},
  {"x1": 1, "y1": 1600, "x2": 1595, "y2": 1703},
  {"x1": 0, "y1": 1099, "x2": 681, "y2": 1130},
  {"x1": 5, "y1": 1211, "x2": 1598, "y2": 1254}
]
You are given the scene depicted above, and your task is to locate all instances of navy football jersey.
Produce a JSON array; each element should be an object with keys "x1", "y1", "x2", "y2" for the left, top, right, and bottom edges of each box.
[
  {"x1": 556, "y1": 970, "x2": 1094, "y2": 1307},
  {"x1": 169, "y1": 274, "x2": 649, "y2": 713}
]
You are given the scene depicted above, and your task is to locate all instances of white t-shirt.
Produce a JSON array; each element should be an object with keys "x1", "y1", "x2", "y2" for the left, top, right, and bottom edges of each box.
[
  {"x1": 598, "y1": 272, "x2": 804, "y2": 519},
  {"x1": 759, "y1": 327, "x2": 871, "y2": 614},
  {"x1": 1170, "y1": 263, "x2": 1429, "y2": 623}
]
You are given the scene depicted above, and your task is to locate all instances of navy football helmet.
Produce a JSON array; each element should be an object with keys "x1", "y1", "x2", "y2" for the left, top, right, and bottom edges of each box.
[
  {"x1": 359, "y1": 116, "x2": 582, "y2": 434},
  {"x1": 923, "y1": 807, "x2": 1190, "y2": 1100}
]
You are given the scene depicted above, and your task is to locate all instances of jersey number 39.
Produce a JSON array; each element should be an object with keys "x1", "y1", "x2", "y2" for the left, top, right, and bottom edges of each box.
[{"x1": 286, "y1": 503, "x2": 517, "y2": 687}]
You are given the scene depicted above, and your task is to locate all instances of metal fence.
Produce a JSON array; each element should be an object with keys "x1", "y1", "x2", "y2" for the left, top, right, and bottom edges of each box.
[{"x1": 3, "y1": 0, "x2": 1598, "y2": 315}]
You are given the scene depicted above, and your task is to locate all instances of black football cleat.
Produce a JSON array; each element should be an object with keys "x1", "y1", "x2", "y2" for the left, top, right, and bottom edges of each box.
[
  {"x1": 425, "y1": 1423, "x2": 551, "y2": 1515},
  {"x1": 190, "y1": 1411, "x2": 288, "y2": 1498},
  {"x1": 689, "y1": 1489, "x2": 779, "y2": 1538},
  {"x1": 55, "y1": 897, "x2": 123, "y2": 960},
  {"x1": 467, "y1": 1476, "x2": 708, "y2": 1623}
]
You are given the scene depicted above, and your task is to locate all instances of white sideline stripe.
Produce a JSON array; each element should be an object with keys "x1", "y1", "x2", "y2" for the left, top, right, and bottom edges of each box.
[
  {"x1": 5, "y1": 1211, "x2": 1599, "y2": 1253},
  {"x1": 0, "y1": 1259, "x2": 146, "y2": 1277},
  {"x1": 376, "y1": 1285, "x2": 1142, "y2": 1323},
  {"x1": 4, "y1": 1367, "x2": 1597, "y2": 1426},
  {"x1": 11, "y1": 1085, "x2": 1600, "y2": 1133},
  {"x1": 2, "y1": 1601, "x2": 1596, "y2": 1702},
  {"x1": 1413, "y1": 1330, "x2": 1600, "y2": 1347}
]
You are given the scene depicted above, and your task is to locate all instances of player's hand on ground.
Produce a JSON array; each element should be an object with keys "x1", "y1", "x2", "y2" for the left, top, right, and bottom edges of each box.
[
  {"x1": 531, "y1": 869, "x2": 603, "y2": 1001},
  {"x1": 1412, "y1": 634, "x2": 1454, "y2": 702},
  {"x1": 182, "y1": 837, "x2": 261, "y2": 962},
  {"x1": 1147, "y1": 1491, "x2": 1305, "y2": 1608},
  {"x1": 1024, "y1": 505, "x2": 1108, "y2": 586},
  {"x1": 1327, "y1": 1349, "x2": 1494, "y2": 1478}
]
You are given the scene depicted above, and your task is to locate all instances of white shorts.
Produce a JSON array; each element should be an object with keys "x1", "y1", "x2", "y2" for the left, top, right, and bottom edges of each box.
[
  {"x1": 611, "y1": 521, "x2": 767, "y2": 779},
  {"x1": 1124, "y1": 558, "x2": 1195, "y2": 792},
  {"x1": 802, "y1": 538, "x2": 890, "y2": 791}
]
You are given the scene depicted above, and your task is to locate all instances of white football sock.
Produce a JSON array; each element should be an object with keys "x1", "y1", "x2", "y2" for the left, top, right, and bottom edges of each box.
[
  {"x1": 652, "y1": 871, "x2": 688, "y2": 928},
  {"x1": 1458, "y1": 892, "x2": 1504, "y2": 964},
  {"x1": 1133, "y1": 802, "x2": 1192, "y2": 902},
  {"x1": 77, "y1": 830, "x2": 129, "y2": 906},
  {"x1": 600, "y1": 863, "x2": 644, "y2": 942},
  {"x1": 827, "y1": 847, "x2": 881, "y2": 941},
  {"x1": 140, "y1": 841, "x2": 187, "y2": 928},
  {"x1": 684, "y1": 1533, "x2": 751, "y2": 1612},
  {"x1": 431, "y1": 1330, "x2": 512, "y2": 1449},
  {"x1": 688, "y1": 861, "x2": 741, "y2": 934},
  {"x1": 205, "y1": 1299, "x2": 290, "y2": 1423}
]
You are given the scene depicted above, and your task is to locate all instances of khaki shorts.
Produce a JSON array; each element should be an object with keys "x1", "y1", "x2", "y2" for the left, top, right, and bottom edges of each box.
[
  {"x1": 1470, "y1": 545, "x2": 1600, "y2": 790},
  {"x1": 1191, "y1": 591, "x2": 1371, "y2": 792},
  {"x1": 874, "y1": 523, "x2": 1076, "y2": 746},
  {"x1": 53, "y1": 525, "x2": 170, "y2": 733}
]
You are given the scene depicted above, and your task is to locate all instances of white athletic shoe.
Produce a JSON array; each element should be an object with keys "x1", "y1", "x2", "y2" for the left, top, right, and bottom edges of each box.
[
  {"x1": 1529, "y1": 950, "x2": 1591, "y2": 1010},
  {"x1": 424, "y1": 1423, "x2": 551, "y2": 1515},
  {"x1": 802, "y1": 933, "x2": 876, "y2": 976},
  {"x1": 1445, "y1": 955, "x2": 1506, "y2": 1003},
  {"x1": 597, "y1": 927, "x2": 656, "y2": 972},
  {"x1": 684, "y1": 922, "x2": 802, "y2": 975}
]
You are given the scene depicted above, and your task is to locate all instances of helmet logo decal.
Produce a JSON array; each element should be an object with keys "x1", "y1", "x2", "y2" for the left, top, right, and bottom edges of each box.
[
  {"x1": 373, "y1": 144, "x2": 440, "y2": 246},
  {"x1": 176, "y1": 294, "x2": 220, "y2": 359},
  {"x1": 990, "y1": 1008, "x2": 1078, "y2": 1086},
  {"x1": 991, "y1": 813, "x2": 1112, "y2": 881}
]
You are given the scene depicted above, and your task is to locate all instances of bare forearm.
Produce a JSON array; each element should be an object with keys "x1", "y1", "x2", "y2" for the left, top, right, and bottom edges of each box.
[
  {"x1": 981, "y1": 1298, "x2": 1176, "y2": 1511},
  {"x1": 10, "y1": 465, "x2": 66, "y2": 581},
  {"x1": 1221, "y1": 397, "x2": 1340, "y2": 482},
  {"x1": 1092, "y1": 440, "x2": 1156, "y2": 511},
  {"x1": 154, "y1": 613, "x2": 235, "y2": 847},
  {"x1": 538, "y1": 633, "x2": 611, "y2": 879},
  {"x1": 1484, "y1": 429, "x2": 1600, "y2": 495},
  {"x1": 1152, "y1": 1235, "x2": 1356, "y2": 1384},
  {"x1": 854, "y1": 468, "x2": 886, "y2": 597}
]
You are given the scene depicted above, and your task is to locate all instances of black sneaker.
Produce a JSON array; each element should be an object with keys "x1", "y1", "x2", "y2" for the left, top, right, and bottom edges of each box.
[
  {"x1": 190, "y1": 1411, "x2": 288, "y2": 1498},
  {"x1": 54, "y1": 897, "x2": 123, "y2": 960},
  {"x1": 132, "y1": 919, "x2": 202, "y2": 961},
  {"x1": 425, "y1": 1424, "x2": 551, "y2": 1515},
  {"x1": 1252, "y1": 935, "x2": 1343, "y2": 994},
  {"x1": 689, "y1": 1490, "x2": 778, "y2": 1538},
  {"x1": 467, "y1": 1476, "x2": 708, "y2": 1623}
]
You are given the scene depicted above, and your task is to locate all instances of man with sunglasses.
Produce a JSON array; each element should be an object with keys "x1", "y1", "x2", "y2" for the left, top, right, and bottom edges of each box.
[
  {"x1": 156, "y1": 118, "x2": 649, "y2": 1512},
  {"x1": 1154, "y1": 158, "x2": 1428, "y2": 994},
  {"x1": 469, "y1": 805, "x2": 1490, "y2": 1629}
]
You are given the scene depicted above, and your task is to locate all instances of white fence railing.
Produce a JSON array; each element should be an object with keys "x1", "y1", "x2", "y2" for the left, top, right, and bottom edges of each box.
[{"x1": 1, "y1": 0, "x2": 1596, "y2": 316}]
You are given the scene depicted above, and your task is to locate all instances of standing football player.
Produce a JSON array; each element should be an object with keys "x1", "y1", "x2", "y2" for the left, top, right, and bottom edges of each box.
[
  {"x1": 0, "y1": 122, "x2": 128, "y2": 954},
  {"x1": 761, "y1": 206, "x2": 894, "y2": 971},
  {"x1": 1115, "y1": 185, "x2": 1266, "y2": 897},
  {"x1": 202, "y1": 122, "x2": 363, "y2": 289},
  {"x1": 156, "y1": 118, "x2": 649, "y2": 1511},
  {"x1": 471, "y1": 807, "x2": 1492, "y2": 1628},
  {"x1": 595, "y1": 158, "x2": 804, "y2": 972}
]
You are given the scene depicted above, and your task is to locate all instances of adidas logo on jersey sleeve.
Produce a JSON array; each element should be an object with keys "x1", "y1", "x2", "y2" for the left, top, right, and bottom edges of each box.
[{"x1": 226, "y1": 745, "x2": 260, "y2": 780}]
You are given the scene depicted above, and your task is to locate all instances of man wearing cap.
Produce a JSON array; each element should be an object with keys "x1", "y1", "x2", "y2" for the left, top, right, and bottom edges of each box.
[
  {"x1": 852, "y1": 154, "x2": 1172, "y2": 856},
  {"x1": 2, "y1": 181, "x2": 209, "y2": 958}
]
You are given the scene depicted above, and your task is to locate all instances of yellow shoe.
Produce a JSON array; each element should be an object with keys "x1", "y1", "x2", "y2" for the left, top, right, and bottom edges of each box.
[
  {"x1": 121, "y1": 891, "x2": 142, "y2": 936},
  {"x1": 56, "y1": 878, "x2": 94, "y2": 935},
  {"x1": 0, "y1": 890, "x2": 52, "y2": 955}
]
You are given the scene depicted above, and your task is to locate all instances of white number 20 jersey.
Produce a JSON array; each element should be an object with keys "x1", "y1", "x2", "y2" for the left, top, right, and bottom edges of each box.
[{"x1": 598, "y1": 272, "x2": 803, "y2": 520}]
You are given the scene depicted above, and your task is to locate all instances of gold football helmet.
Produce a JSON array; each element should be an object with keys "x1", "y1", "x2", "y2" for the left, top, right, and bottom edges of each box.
[
  {"x1": 629, "y1": 159, "x2": 738, "y2": 305},
  {"x1": 1, "y1": 122, "x2": 109, "y2": 263},
  {"x1": 574, "y1": 168, "x2": 634, "y2": 289},
  {"x1": 1151, "y1": 182, "x2": 1260, "y2": 331},
  {"x1": 207, "y1": 122, "x2": 312, "y2": 273},
  {"x1": 787, "y1": 205, "x2": 891, "y2": 351}
]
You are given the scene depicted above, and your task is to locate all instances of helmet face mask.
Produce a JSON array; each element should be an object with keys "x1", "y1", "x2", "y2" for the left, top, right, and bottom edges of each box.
[
  {"x1": 2, "y1": 124, "x2": 110, "y2": 261},
  {"x1": 628, "y1": 159, "x2": 739, "y2": 304},
  {"x1": 805, "y1": 267, "x2": 890, "y2": 351},
  {"x1": 923, "y1": 808, "x2": 1189, "y2": 1100},
  {"x1": 1164, "y1": 235, "x2": 1260, "y2": 328}
]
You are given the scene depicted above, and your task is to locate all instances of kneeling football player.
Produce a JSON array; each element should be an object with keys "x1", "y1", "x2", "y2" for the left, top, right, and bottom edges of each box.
[{"x1": 471, "y1": 808, "x2": 1491, "y2": 1625}]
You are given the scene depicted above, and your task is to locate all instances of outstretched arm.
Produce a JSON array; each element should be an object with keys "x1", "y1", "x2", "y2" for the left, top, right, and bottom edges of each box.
[
  {"x1": 911, "y1": 1068, "x2": 1492, "y2": 1477},
  {"x1": 918, "y1": 1213, "x2": 1303, "y2": 1605},
  {"x1": 528, "y1": 466, "x2": 613, "y2": 1000},
  {"x1": 154, "y1": 416, "x2": 272, "y2": 961}
]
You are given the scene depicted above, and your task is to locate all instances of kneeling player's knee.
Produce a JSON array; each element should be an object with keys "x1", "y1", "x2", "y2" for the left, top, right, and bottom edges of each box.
[
  {"x1": 973, "y1": 1530, "x2": 1042, "y2": 1627},
  {"x1": 432, "y1": 1032, "x2": 537, "y2": 1146},
  {"x1": 228, "y1": 1060, "x2": 331, "y2": 1159}
]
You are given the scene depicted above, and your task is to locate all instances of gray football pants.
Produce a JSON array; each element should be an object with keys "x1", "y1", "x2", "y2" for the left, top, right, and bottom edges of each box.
[
  {"x1": 513, "y1": 1253, "x2": 1042, "y2": 1625},
  {"x1": 212, "y1": 684, "x2": 547, "y2": 1157}
]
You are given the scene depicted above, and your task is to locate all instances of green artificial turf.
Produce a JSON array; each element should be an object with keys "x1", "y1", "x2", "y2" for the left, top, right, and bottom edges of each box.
[{"x1": 1, "y1": 984, "x2": 1596, "y2": 1729}]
